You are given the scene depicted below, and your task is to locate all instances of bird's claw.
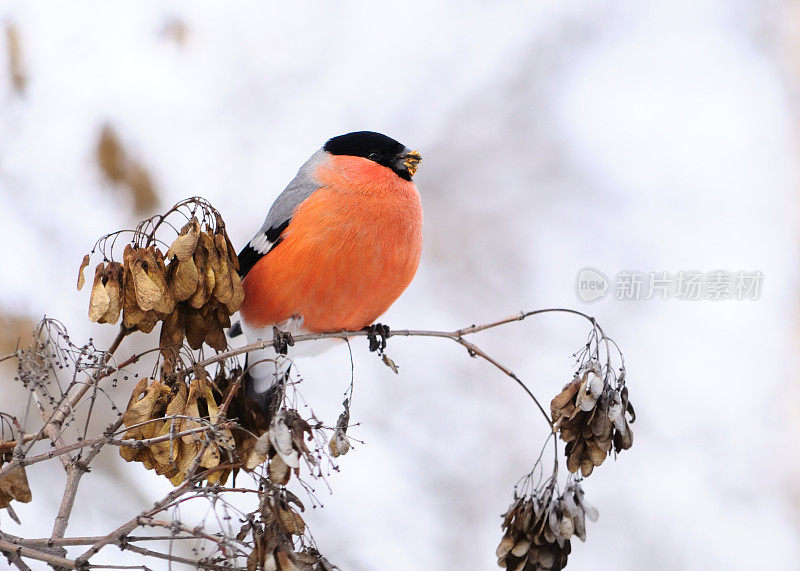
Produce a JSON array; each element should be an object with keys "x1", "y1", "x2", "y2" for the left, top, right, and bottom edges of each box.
[
  {"x1": 272, "y1": 327, "x2": 294, "y2": 355},
  {"x1": 365, "y1": 323, "x2": 390, "y2": 353}
]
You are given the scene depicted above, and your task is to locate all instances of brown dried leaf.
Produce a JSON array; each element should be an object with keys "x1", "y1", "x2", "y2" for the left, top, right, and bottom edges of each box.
[
  {"x1": 149, "y1": 384, "x2": 188, "y2": 468},
  {"x1": 206, "y1": 468, "x2": 230, "y2": 486},
  {"x1": 77, "y1": 254, "x2": 90, "y2": 290},
  {"x1": 183, "y1": 306, "x2": 209, "y2": 350},
  {"x1": 150, "y1": 419, "x2": 180, "y2": 476},
  {"x1": 613, "y1": 421, "x2": 634, "y2": 452},
  {"x1": 5, "y1": 23, "x2": 26, "y2": 95},
  {"x1": 199, "y1": 442, "x2": 221, "y2": 469},
  {"x1": 245, "y1": 432, "x2": 270, "y2": 470},
  {"x1": 328, "y1": 430, "x2": 349, "y2": 458},
  {"x1": 131, "y1": 256, "x2": 162, "y2": 312},
  {"x1": 144, "y1": 247, "x2": 175, "y2": 315},
  {"x1": 137, "y1": 310, "x2": 160, "y2": 334},
  {"x1": 177, "y1": 440, "x2": 202, "y2": 477},
  {"x1": 566, "y1": 440, "x2": 583, "y2": 474},
  {"x1": 216, "y1": 303, "x2": 232, "y2": 329},
  {"x1": 268, "y1": 454, "x2": 291, "y2": 485},
  {"x1": 98, "y1": 262, "x2": 124, "y2": 324},
  {"x1": 181, "y1": 381, "x2": 204, "y2": 445},
  {"x1": 122, "y1": 247, "x2": 146, "y2": 329},
  {"x1": 159, "y1": 307, "x2": 184, "y2": 353},
  {"x1": 97, "y1": 125, "x2": 126, "y2": 183},
  {"x1": 551, "y1": 377, "x2": 581, "y2": 417},
  {"x1": 270, "y1": 412, "x2": 300, "y2": 469},
  {"x1": 203, "y1": 306, "x2": 227, "y2": 351},
  {"x1": 0, "y1": 465, "x2": 32, "y2": 507},
  {"x1": 168, "y1": 256, "x2": 200, "y2": 302},
  {"x1": 586, "y1": 439, "x2": 607, "y2": 466},
  {"x1": 122, "y1": 379, "x2": 167, "y2": 428},
  {"x1": 167, "y1": 218, "x2": 201, "y2": 262},
  {"x1": 227, "y1": 268, "x2": 245, "y2": 313},
  {"x1": 188, "y1": 244, "x2": 211, "y2": 309},
  {"x1": 278, "y1": 508, "x2": 305, "y2": 536},
  {"x1": 88, "y1": 263, "x2": 111, "y2": 322},
  {"x1": 276, "y1": 550, "x2": 299, "y2": 571},
  {"x1": 496, "y1": 535, "x2": 515, "y2": 559},
  {"x1": 382, "y1": 354, "x2": 399, "y2": 374}
]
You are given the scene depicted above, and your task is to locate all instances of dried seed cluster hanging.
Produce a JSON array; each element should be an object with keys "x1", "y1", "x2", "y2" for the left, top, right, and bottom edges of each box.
[
  {"x1": 239, "y1": 409, "x2": 316, "y2": 487},
  {"x1": 550, "y1": 364, "x2": 634, "y2": 477},
  {"x1": 80, "y1": 212, "x2": 244, "y2": 355},
  {"x1": 497, "y1": 483, "x2": 597, "y2": 571},
  {"x1": 119, "y1": 376, "x2": 234, "y2": 485},
  {"x1": 243, "y1": 486, "x2": 339, "y2": 571}
]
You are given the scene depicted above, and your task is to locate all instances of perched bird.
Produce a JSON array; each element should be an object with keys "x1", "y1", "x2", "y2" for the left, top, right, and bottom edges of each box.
[{"x1": 233, "y1": 131, "x2": 423, "y2": 412}]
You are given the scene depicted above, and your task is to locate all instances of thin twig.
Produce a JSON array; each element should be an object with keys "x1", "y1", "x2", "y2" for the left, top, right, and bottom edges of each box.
[
  {"x1": 49, "y1": 327, "x2": 131, "y2": 545},
  {"x1": 118, "y1": 543, "x2": 240, "y2": 571},
  {"x1": 1, "y1": 307, "x2": 613, "y2": 569},
  {"x1": 75, "y1": 480, "x2": 194, "y2": 564}
]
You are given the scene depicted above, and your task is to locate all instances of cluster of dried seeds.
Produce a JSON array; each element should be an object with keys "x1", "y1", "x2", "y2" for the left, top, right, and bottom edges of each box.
[
  {"x1": 239, "y1": 409, "x2": 316, "y2": 487},
  {"x1": 243, "y1": 487, "x2": 338, "y2": 571},
  {"x1": 119, "y1": 376, "x2": 234, "y2": 485},
  {"x1": 497, "y1": 483, "x2": 597, "y2": 571},
  {"x1": 551, "y1": 364, "x2": 634, "y2": 477},
  {"x1": 80, "y1": 215, "x2": 244, "y2": 354}
]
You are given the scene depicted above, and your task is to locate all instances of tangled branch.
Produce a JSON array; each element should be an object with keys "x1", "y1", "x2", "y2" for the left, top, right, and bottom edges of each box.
[{"x1": 0, "y1": 198, "x2": 634, "y2": 571}]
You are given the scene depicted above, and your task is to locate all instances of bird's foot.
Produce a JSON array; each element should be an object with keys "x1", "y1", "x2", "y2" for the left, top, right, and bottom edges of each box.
[
  {"x1": 365, "y1": 323, "x2": 390, "y2": 353},
  {"x1": 272, "y1": 326, "x2": 295, "y2": 355}
]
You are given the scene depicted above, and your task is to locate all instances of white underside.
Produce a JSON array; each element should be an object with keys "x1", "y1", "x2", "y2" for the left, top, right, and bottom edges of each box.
[{"x1": 239, "y1": 316, "x2": 341, "y2": 396}]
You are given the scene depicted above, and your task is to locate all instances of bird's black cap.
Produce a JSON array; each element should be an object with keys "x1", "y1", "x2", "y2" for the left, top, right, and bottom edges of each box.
[{"x1": 324, "y1": 131, "x2": 415, "y2": 180}]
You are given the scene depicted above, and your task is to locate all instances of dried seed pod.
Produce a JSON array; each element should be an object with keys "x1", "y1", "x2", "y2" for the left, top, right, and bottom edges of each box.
[
  {"x1": 166, "y1": 218, "x2": 201, "y2": 262},
  {"x1": 0, "y1": 464, "x2": 32, "y2": 508},
  {"x1": 278, "y1": 506, "x2": 306, "y2": 535},
  {"x1": 122, "y1": 247, "x2": 147, "y2": 329},
  {"x1": 214, "y1": 212, "x2": 240, "y2": 271},
  {"x1": 77, "y1": 254, "x2": 90, "y2": 290},
  {"x1": 202, "y1": 304, "x2": 227, "y2": 351},
  {"x1": 130, "y1": 255, "x2": 163, "y2": 312},
  {"x1": 168, "y1": 255, "x2": 200, "y2": 301},
  {"x1": 183, "y1": 306, "x2": 210, "y2": 350},
  {"x1": 551, "y1": 377, "x2": 580, "y2": 413},
  {"x1": 329, "y1": 429, "x2": 349, "y2": 458},
  {"x1": 88, "y1": 263, "x2": 111, "y2": 322},
  {"x1": 216, "y1": 302, "x2": 232, "y2": 329},
  {"x1": 98, "y1": 262, "x2": 124, "y2": 324},
  {"x1": 121, "y1": 378, "x2": 167, "y2": 428},
  {"x1": 269, "y1": 454, "x2": 291, "y2": 485},
  {"x1": 159, "y1": 307, "x2": 185, "y2": 354},
  {"x1": 270, "y1": 411, "x2": 300, "y2": 469},
  {"x1": 188, "y1": 242, "x2": 212, "y2": 309}
]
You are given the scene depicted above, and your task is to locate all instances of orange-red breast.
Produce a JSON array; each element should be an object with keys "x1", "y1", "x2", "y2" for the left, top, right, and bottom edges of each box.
[{"x1": 234, "y1": 131, "x2": 423, "y2": 407}]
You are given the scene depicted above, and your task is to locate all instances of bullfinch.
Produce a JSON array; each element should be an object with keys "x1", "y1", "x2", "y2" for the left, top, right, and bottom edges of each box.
[{"x1": 232, "y1": 131, "x2": 423, "y2": 412}]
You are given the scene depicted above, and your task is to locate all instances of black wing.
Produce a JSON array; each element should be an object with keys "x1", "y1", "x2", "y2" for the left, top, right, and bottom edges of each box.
[{"x1": 237, "y1": 219, "x2": 290, "y2": 279}]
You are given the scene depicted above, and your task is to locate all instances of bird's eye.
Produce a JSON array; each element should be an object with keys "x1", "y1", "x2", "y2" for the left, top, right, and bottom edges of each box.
[{"x1": 368, "y1": 152, "x2": 381, "y2": 161}]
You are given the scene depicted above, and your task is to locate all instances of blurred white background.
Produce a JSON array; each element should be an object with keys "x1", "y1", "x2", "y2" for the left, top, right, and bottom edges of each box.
[{"x1": 1, "y1": 0, "x2": 798, "y2": 569}]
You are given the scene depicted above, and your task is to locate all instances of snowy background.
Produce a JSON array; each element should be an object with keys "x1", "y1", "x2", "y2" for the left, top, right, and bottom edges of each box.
[{"x1": 1, "y1": 0, "x2": 799, "y2": 569}]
